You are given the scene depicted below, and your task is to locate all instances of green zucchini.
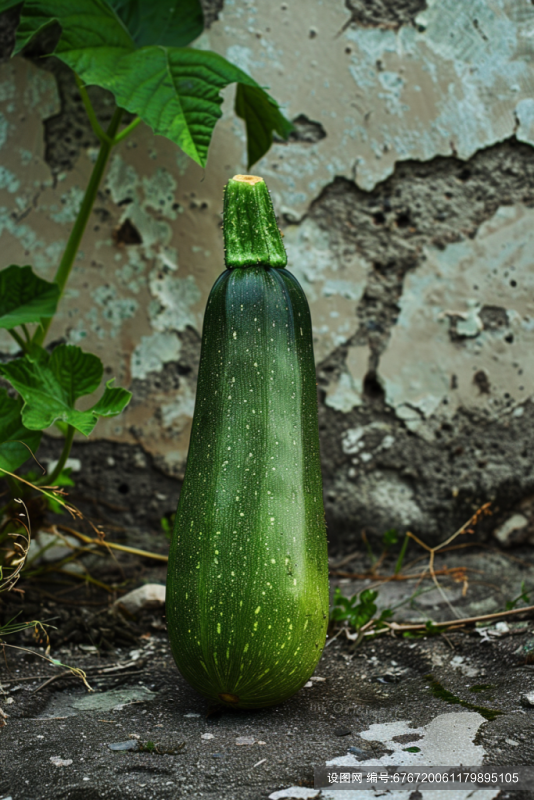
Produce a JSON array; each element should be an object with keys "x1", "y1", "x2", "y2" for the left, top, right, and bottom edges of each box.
[{"x1": 166, "y1": 174, "x2": 328, "y2": 709}]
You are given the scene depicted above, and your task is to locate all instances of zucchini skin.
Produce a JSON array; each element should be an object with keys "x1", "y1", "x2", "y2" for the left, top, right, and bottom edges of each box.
[{"x1": 166, "y1": 265, "x2": 328, "y2": 709}]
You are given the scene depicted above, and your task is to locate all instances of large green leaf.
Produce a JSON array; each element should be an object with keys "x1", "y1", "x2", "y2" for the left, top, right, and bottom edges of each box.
[
  {"x1": 107, "y1": 0, "x2": 204, "y2": 47},
  {"x1": 0, "y1": 344, "x2": 132, "y2": 436},
  {"x1": 49, "y1": 343, "x2": 103, "y2": 402},
  {"x1": 3, "y1": 0, "x2": 293, "y2": 167},
  {"x1": 235, "y1": 84, "x2": 295, "y2": 170},
  {"x1": 0, "y1": 265, "x2": 60, "y2": 330},
  {"x1": 71, "y1": 46, "x2": 290, "y2": 168},
  {"x1": 0, "y1": 389, "x2": 42, "y2": 472}
]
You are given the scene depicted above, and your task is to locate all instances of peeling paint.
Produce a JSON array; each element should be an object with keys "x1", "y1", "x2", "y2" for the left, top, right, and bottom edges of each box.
[
  {"x1": 207, "y1": 0, "x2": 534, "y2": 216},
  {"x1": 90, "y1": 285, "x2": 138, "y2": 339},
  {"x1": 105, "y1": 154, "x2": 174, "y2": 252},
  {"x1": 324, "y1": 345, "x2": 369, "y2": 412},
  {"x1": 1, "y1": 9, "x2": 534, "y2": 530},
  {"x1": 515, "y1": 97, "x2": 534, "y2": 146},
  {"x1": 142, "y1": 168, "x2": 179, "y2": 220},
  {"x1": 49, "y1": 186, "x2": 84, "y2": 224},
  {"x1": 131, "y1": 332, "x2": 182, "y2": 381},
  {"x1": 284, "y1": 219, "x2": 367, "y2": 361},
  {"x1": 148, "y1": 270, "x2": 202, "y2": 334},
  {"x1": 160, "y1": 382, "x2": 196, "y2": 430},
  {"x1": 0, "y1": 165, "x2": 19, "y2": 193},
  {"x1": 379, "y1": 204, "x2": 534, "y2": 435}
]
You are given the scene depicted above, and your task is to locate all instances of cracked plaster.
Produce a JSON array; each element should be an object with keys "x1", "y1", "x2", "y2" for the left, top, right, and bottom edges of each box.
[
  {"x1": 1, "y1": 2, "x2": 534, "y2": 539},
  {"x1": 206, "y1": 0, "x2": 534, "y2": 212},
  {"x1": 379, "y1": 204, "x2": 534, "y2": 437}
]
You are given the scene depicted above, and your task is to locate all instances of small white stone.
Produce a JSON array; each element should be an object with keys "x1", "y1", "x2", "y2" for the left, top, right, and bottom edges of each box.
[
  {"x1": 494, "y1": 622, "x2": 510, "y2": 634},
  {"x1": 521, "y1": 691, "x2": 534, "y2": 707},
  {"x1": 493, "y1": 514, "x2": 529, "y2": 546},
  {"x1": 235, "y1": 736, "x2": 256, "y2": 745},
  {"x1": 114, "y1": 584, "x2": 166, "y2": 615},
  {"x1": 201, "y1": 733, "x2": 214, "y2": 740},
  {"x1": 50, "y1": 757, "x2": 73, "y2": 767}
]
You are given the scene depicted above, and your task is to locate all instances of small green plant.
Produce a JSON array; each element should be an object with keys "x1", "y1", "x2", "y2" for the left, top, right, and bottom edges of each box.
[
  {"x1": 0, "y1": 613, "x2": 48, "y2": 640},
  {"x1": 160, "y1": 512, "x2": 175, "y2": 541},
  {"x1": 505, "y1": 581, "x2": 531, "y2": 611},
  {"x1": 0, "y1": 614, "x2": 92, "y2": 705},
  {"x1": 0, "y1": 0, "x2": 292, "y2": 575},
  {"x1": 330, "y1": 587, "x2": 393, "y2": 632},
  {"x1": 360, "y1": 527, "x2": 410, "y2": 576}
]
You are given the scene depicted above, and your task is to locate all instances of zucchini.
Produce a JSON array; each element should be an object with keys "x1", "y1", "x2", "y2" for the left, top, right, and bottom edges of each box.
[{"x1": 166, "y1": 174, "x2": 328, "y2": 709}]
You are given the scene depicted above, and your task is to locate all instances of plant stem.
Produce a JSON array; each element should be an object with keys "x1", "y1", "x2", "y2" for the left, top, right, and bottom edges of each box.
[
  {"x1": 74, "y1": 74, "x2": 113, "y2": 145},
  {"x1": 33, "y1": 106, "x2": 124, "y2": 347},
  {"x1": 114, "y1": 116, "x2": 142, "y2": 143},
  {"x1": 38, "y1": 425, "x2": 75, "y2": 486},
  {"x1": 394, "y1": 534, "x2": 410, "y2": 574},
  {"x1": 7, "y1": 328, "x2": 27, "y2": 352}
]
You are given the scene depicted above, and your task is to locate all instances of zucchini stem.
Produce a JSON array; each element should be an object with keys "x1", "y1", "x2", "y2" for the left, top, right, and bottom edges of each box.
[{"x1": 223, "y1": 174, "x2": 287, "y2": 269}]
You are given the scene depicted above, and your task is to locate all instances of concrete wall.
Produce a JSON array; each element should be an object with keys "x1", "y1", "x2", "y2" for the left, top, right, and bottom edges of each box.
[{"x1": 1, "y1": 0, "x2": 534, "y2": 548}]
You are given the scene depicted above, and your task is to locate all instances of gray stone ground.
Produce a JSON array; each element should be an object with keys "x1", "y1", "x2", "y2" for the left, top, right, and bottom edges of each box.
[{"x1": 1, "y1": 546, "x2": 533, "y2": 800}]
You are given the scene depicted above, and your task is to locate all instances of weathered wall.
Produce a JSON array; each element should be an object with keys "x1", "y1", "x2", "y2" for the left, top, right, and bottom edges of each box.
[{"x1": 1, "y1": 0, "x2": 534, "y2": 548}]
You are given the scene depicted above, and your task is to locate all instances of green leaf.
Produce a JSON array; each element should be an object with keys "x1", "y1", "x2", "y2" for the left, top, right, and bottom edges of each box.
[
  {"x1": 0, "y1": 265, "x2": 60, "y2": 330},
  {"x1": 505, "y1": 580, "x2": 531, "y2": 610},
  {"x1": 50, "y1": 342, "x2": 103, "y2": 402},
  {"x1": 6, "y1": 0, "x2": 292, "y2": 168},
  {"x1": 330, "y1": 587, "x2": 385, "y2": 631},
  {"x1": 0, "y1": 0, "x2": 24, "y2": 12},
  {"x1": 107, "y1": 0, "x2": 204, "y2": 47},
  {"x1": 235, "y1": 83, "x2": 294, "y2": 169},
  {"x1": 0, "y1": 344, "x2": 132, "y2": 437},
  {"x1": 0, "y1": 388, "x2": 42, "y2": 472},
  {"x1": 160, "y1": 512, "x2": 175, "y2": 541},
  {"x1": 72, "y1": 45, "x2": 290, "y2": 168},
  {"x1": 359, "y1": 589, "x2": 378, "y2": 604},
  {"x1": 10, "y1": 0, "x2": 131, "y2": 54},
  {"x1": 90, "y1": 378, "x2": 132, "y2": 417},
  {"x1": 382, "y1": 528, "x2": 398, "y2": 547}
]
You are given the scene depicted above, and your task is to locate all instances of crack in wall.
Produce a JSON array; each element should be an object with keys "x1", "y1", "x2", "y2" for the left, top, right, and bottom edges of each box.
[
  {"x1": 307, "y1": 137, "x2": 534, "y2": 544},
  {"x1": 310, "y1": 137, "x2": 534, "y2": 362},
  {"x1": 2, "y1": 2, "x2": 534, "y2": 545},
  {"x1": 199, "y1": 0, "x2": 225, "y2": 29},
  {"x1": 342, "y1": 0, "x2": 427, "y2": 31}
]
